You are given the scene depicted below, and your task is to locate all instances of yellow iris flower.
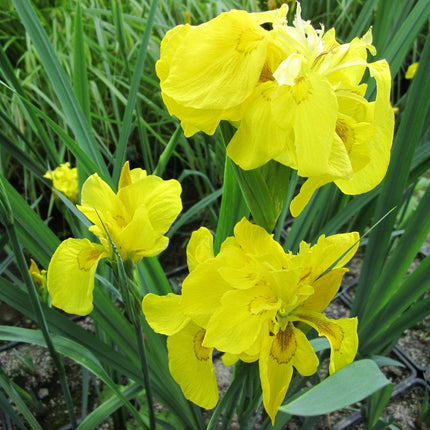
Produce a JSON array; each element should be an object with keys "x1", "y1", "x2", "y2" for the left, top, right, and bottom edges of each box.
[
  {"x1": 157, "y1": 3, "x2": 394, "y2": 216},
  {"x1": 47, "y1": 162, "x2": 182, "y2": 316},
  {"x1": 44, "y1": 162, "x2": 78, "y2": 203},
  {"x1": 142, "y1": 218, "x2": 359, "y2": 422}
]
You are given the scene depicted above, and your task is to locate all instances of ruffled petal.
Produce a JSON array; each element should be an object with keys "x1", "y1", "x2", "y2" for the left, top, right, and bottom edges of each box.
[
  {"x1": 119, "y1": 205, "x2": 169, "y2": 262},
  {"x1": 47, "y1": 238, "x2": 107, "y2": 315},
  {"x1": 204, "y1": 286, "x2": 279, "y2": 355},
  {"x1": 118, "y1": 175, "x2": 182, "y2": 236},
  {"x1": 167, "y1": 322, "x2": 218, "y2": 409},
  {"x1": 159, "y1": 10, "x2": 269, "y2": 111}
]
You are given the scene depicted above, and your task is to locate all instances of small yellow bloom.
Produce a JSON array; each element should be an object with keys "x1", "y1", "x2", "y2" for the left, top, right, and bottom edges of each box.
[
  {"x1": 44, "y1": 162, "x2": 78, "y2": 203},
  {"x1": 157, "y1": 3, "x2": 394, "y2": 216},
  {"x1": 29, "y1": 258, "x2": 48, "y2": 302},
  {"x1": 405, "y1": 62, "x2": 418, "y2": 79},
  {"x1": 144, "y1": 218, "x2": 359, "y2": 422},
  {"x1": 47, "y1": 162, "x2": 182, "y2": 315}
]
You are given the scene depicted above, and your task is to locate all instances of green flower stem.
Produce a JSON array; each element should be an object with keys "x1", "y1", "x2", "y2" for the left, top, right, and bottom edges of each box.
[
  {"x1": 119, "y1": 260, "x2": 156, "y2": 430},
  {"x1": 0, "y1": 211, "x2": 77, "y2": 427},
  {"x1": 206, "y1": 361, "x2": 252, "y2": 430}
]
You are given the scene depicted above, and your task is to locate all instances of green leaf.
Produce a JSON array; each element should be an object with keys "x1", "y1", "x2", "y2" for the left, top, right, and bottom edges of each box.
[
  {"x1": 12, "y1": 0, "x2": 109, "y2": 180},
  {"x1": 0, "y1": 326, "x2": 148, "y2": 429},
  {"x1": 280, "y1": 360, "x2": 390, "y2": 416}
]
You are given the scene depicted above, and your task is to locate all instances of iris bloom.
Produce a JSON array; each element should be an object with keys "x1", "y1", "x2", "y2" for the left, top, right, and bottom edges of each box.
[
  {"x1": 157, "y1": 3, "x2": 394, "y2": 216},
  {"x1": 143, "y1": 218, "x2": 359, "y2": 422},
  {"x1": 44, "y1": 162, "x2": 78, "y2": 203},
  {"x1": 47, "y1": 162, "x2": 182, "y2": 316}
]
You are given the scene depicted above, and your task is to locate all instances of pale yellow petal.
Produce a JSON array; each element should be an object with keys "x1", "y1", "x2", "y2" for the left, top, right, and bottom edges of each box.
[
  {"x1": 47, "y1": 239, "x2": 107, "y2": 316},
  {"x1": 142, "y1": 293, "x2": 189, "y2": 336},
  {"x1": 167, "y1": 322, "x2": 218, "y2": 409}
]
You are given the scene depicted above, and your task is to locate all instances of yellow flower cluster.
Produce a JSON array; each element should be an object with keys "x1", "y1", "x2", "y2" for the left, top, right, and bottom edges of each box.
[
  {"x1": 44, "y1": 162, "x2": 78, "y2": 203},
  {"x1": 157, "y1": 4, "x2": 394, "y2": 216},
  {"x1": 47, "y1": 162, "x2": 182, "y2": 315},
  {"x1": 143, "y1": 218, "x2": 359, "y2": 423}
]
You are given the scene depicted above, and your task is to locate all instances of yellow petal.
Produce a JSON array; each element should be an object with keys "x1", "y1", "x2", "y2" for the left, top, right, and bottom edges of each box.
[
  {"x1": 405, "y1": 62, "x2": 418, "y2": 79},
  {"x1": 47, "y1": 239, "x2": 107, "y2": 315},
  {"x1": 118, "y1": 175, "x2": 182, "y2": 235},
  {"x1": 159, "y1": 10, "x2": 268, "y2": 111},
  {"x1": 308, "y1": 231, "x2": 360, "y2": 275},
  {"x1": 259, "y1": 321, "x2": 320, "y2": 426},
  {"x1": 291, "y1": 74, "x2": 338, "y2": 177},
  {"x1": 180, "y1": 259, "x2": 231, "y2": 328},
  {"x1": 289, "y1": 176, "x2": 331, "y2": 217},
  {"x1": 167, "y1": 322, "x2": 218, "y2": 409},
  {"x1": 233, "y1": 218, "x2": 287, "y2": 267},
  {"x1": 293, "y1": 311, "x2": 358, "y2": 374},
  {"x1": 300, "y1": 268, "x2": 348, "y2": 312},
  {"x1": 186, "y1": 227, "x2": 214, "y2": 272},
  {"x1": 227, "y1": 82, "x2": 295, "y2": 170},
  {"x1": 119, "y1": 205, "x2": 169, "y2": 262},
  {"x1": 204, "y1": 286, "x2": 279, "y2": 355},
  {"x1": 142, "y1": 293, "x2": 189, "y2": 336},
  {"x1": 336, "y1": 60, "x2": 394, "y2": 194}
]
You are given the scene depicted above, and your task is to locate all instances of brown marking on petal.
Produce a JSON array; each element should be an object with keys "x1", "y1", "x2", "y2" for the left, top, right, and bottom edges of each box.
[
  {"x1": 336, "y1": 119, "x2": 355, "y2": 153},
  {"x1": 270, "y1": 324, "x2": 296, "y2": 364},
  {"x1": 113, "y1": 214, "x2": 128, "y2": 227},
  {"x1": 295, "y1": 313, "x2": 344, "y2": 351},
  {"x1": 77, "y1": 247, "x2": 103, "y2": 271},
  {"x1": 259, "y1": 62, "x2": 274, "y2": 82},
  {"x1": 249, "y1": 295, "x2": 278, "y2": 315},
  {"x1": 235, "y1": 29, "x2": 265, "y2": 55},
  {"x1": 292, "y1": 77, "x2": 312, "y2": 104},
  {"x1": 193, "y1": 329, "x2": 211, "y2": 361}
]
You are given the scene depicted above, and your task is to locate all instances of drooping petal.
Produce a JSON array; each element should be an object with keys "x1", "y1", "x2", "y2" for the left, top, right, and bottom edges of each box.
[
  {"x1": 336, "y1": 60, "x2": 394, "y2": 195},
  {"x1": 47, "y1": 238, "x2": 107, "y2": 316},
  {"x1": 186, "y1": 227, "x2": 214, "y2": 272},
  {"x1": 204, "y1": 286, "x2": 279, "y2": 355},
  {"x1": 227, "y1": 81, "x2": 295, "y2": 170},
  {"x1": 142, "y1": 293, "x2": 189, "y2": 336},
  {"x1": 289, "y1": 176, "x2": 331, "y2": 217},
  {"x1": 293, "y1": 310, "x2": 358, "y2": 374},
  {"x1": 167, "y1": 322, "x2": 218, "y2": 409},
  {"x1": 259, "y1": 322, "x2": 318, "y2": 424},
  {"x1": 290, "y1": 73, "x2": 338, "y2": 177}
]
